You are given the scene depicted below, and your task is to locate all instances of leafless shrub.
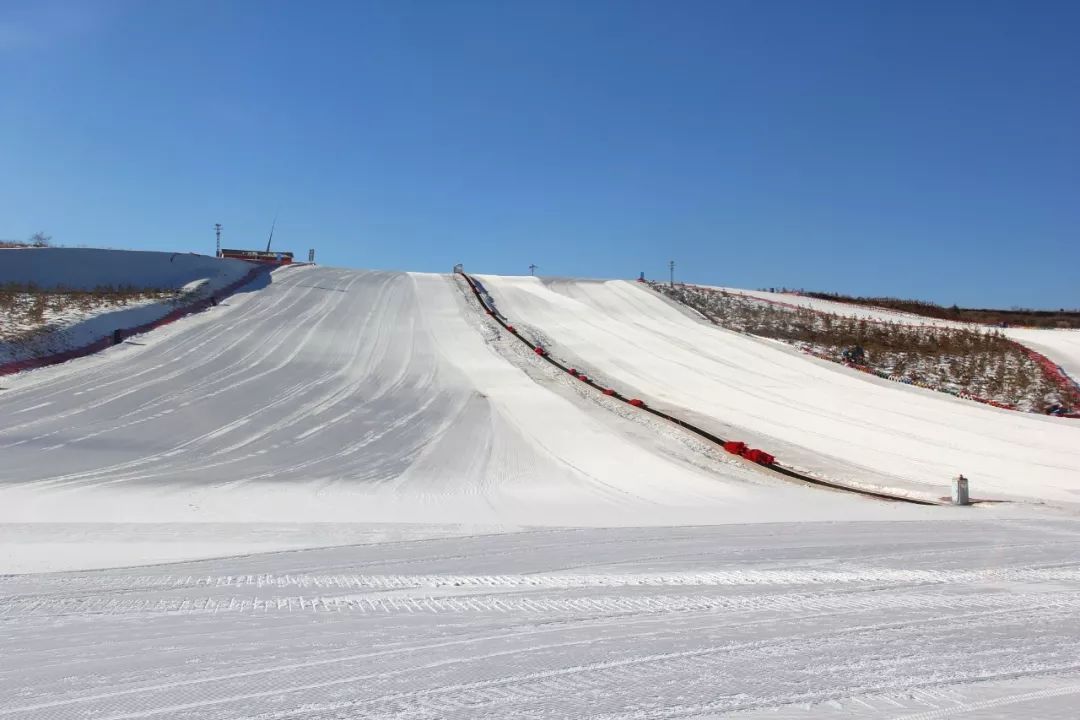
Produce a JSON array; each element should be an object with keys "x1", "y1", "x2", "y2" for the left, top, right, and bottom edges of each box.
[
  {"x1": 652, "y1": 282, "x2": 1076, "y2": 413},
  {"x1": 1, "y1": 283, "x2": 180, "y2": 344},
  {"x1": 803, "y1": 290, "x2": 1080, "y2": 329}
]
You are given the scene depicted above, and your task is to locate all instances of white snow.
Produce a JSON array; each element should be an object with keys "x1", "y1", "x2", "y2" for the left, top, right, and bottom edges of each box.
[
  {"x1": 3, "y1": 521, "x2": 1080, "y2": 719},
  {"x1": 0, "y1": 266, "x2": 939, "y2": 564},
  {"x1": 0, "y1": 248, "x2": 254, "y2": 365},
  {"x1": 477, "y1": 276, "x2": 1080, "y2": 504},
  {"x1": 1, "y1": 291, "x2": 172, "y2": 365},
  {"x1": 711, "y1": 286, "x2": 975, "y2": 327},
  {"x1": 3, "y1": 258, "x2": 1080, "y2": 718},
  {"x1": 1005, "y1": 326, "x2": 1080, "y2": 383},
  {"x1": 0, "y1": 247, "x2": 251, "y2": 291}
]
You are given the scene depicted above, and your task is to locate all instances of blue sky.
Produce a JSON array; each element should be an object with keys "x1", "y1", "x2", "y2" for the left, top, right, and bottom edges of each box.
[{"x1": 2, "y1": 0, "x2": 1078, "y2": 308}]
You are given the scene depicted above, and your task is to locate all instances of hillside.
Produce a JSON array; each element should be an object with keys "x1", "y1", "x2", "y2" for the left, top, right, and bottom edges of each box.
[
  {"x1": 3, "y1": 264, "x2": 912, "y2": 537},
  {"x1": 652, "y1": 281, "x2": 1079, "y2": 415},
  {"x1": 3, "y1": 254, "x2": 1079, "y2": 720},
  {"x1": 803, "y1": 290, "x2": 1080, "y2": 328},
  {"x1": 0, "y1": 248, "x2": 256, "y2": 368},
  {"x1": 699, "y1": 284, "x2": 1080, "y2": 387},
  {"x1": 475, "y1": 275, "x2": 1080, "y2": 503}
]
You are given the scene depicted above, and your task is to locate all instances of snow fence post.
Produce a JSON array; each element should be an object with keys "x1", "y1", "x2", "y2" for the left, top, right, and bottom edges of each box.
[{"x1": 952, "y1": 475, "x2": 970, "y2": 506}]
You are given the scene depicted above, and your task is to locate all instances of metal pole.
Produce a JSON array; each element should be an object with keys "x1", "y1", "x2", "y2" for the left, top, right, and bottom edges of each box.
[
  {"x1": 265, "y1": 214, "x2": 277, "y2": 253},
  {"x1": 669, "y1": 260, "x2": 675, "y2": 287},
  {"x1": 214, "y1": 224, "x2": 221, "y2": 257}
]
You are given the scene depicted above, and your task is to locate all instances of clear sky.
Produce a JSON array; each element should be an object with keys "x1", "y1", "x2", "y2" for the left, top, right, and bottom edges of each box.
[{"x1": 2, "y1": 0, "x2": 1077, "y2": 308}]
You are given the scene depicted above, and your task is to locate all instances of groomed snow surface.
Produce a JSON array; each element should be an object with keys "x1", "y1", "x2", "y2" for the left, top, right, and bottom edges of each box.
[
  {"x1": 4, "y1": 523, "x2": 1080, "y2": 719},
  {"x1": 477, "y1": 276, "x2": 1080, "y2": 503},
  {"x1": 3, "y1": 258, "x2": 1080, "y2": 718},
  {"x1": 1, "y1": 266, "x2": 925, "y2": 532}
]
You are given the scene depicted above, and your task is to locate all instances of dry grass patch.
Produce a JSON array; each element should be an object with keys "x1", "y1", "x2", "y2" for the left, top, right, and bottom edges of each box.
[{"x1": 653, "y1": 282, "x2": 1075, "y2": 414}]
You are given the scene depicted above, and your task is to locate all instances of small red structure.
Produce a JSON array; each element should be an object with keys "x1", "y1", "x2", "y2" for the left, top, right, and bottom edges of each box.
[
  {"x1": 743, "y1": 449, "x2": 776, "y2": 466},
  {"x1": 569, "y1": 368, "x2": 579, "y2": 376},
  {"x1": 220, "y1": 248, "x2": 293, "y2": 265},
  {"x1": 628, "y1": 398, "x2": 645, "y2": 407},
  {"x1": 603, "y1": 388, "x2": 616, "y2": 396},
  {"x1": 534, "y1": 347, "x2": 546, "y2": 356},
  {"x1": 506, "y1": 325, "x2": 516, "y2": 333},
  {"x1": 722, "y1": 441, "x2": 747, "y2": 455},
  {"x1": 579, "y1": 375, "x2": 589, "y2": 382}
]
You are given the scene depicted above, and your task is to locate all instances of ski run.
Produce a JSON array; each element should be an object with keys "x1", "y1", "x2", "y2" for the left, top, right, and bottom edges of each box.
[{"x1": 2, "y1": 252, "x2": 1079, "y2": 719}]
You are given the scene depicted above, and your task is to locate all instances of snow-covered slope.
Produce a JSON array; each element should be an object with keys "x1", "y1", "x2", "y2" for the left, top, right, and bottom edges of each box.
[
  {"x1": 712, "y1": 285, "x2": 1080, "y2": 382},
  {"x1": 710, "y1": 287, "x2": 970, "y2": 327},
  {"x1": 0, "y1": 266, "x2": 915, "y2": 529},
  {"x1": 1, "y1": 265, "x2": 1074, "y2": 716},
  {"x1": 0, "y1": 247, "x2": 251, "y2": 290},
  {"x1": 1006, "y1": 327, "x2": 1080, "y2": 383},
  {"x1": 477, "y1": 276, "x2": 1080, "y2": 504},
  {"x1": 0, "y1": 248, "x2": 256, "y2": 367}
]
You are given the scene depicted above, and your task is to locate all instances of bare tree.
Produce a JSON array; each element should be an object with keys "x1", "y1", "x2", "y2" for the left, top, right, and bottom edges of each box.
[{"x1": 28, "y1": 232, "x2": 52, "y2": 247}]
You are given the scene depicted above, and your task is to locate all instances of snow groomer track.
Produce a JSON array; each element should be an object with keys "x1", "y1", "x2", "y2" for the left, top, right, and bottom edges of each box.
[
  {"x1": 5, "y1": 263, "x2": 1080, "y2": 720},
  {"x1": 5, "y1": 523, "x2": 1080, "y2": 720},
  {"x1": 5, "y1": 265, "x2": 926, "y2": 526}
]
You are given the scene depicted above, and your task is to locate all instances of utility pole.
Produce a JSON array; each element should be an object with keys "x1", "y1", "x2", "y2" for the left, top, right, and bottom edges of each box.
[
  {"x1": 669, "y1": 260, "x2": 675, "y2": 287},
  {"x1": 214, "y1": 224, "x2": 222, "y2": 257},
  {"x1": 529, "y1": 264, "x2": 539, "y2": 276}
]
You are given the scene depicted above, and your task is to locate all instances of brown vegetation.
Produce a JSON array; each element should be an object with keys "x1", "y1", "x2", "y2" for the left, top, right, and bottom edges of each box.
[
  {"x1": 0, "y1": 283, "x2": 179, "y2": 343},
  {"x1": 802, "y1": 291, "x2": 1080, "y2": 329},
  {"x1": 0, "y1": 232, "x2": 52, "y2": 248},
  {"x1": 652, "y1": 282, "x2": 1074, "y2": 413}
]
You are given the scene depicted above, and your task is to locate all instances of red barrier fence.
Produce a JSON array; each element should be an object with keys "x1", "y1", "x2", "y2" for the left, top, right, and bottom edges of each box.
[
  {"x1": 0, "y1": 263, "x2": 271, "y2": 377},
  {"x1": 743, "y1": 449, "x2": 776, "y2": 466}
]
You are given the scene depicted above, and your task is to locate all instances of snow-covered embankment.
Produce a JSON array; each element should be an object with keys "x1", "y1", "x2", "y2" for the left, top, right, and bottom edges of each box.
[{"x1": 0, "y1": 248, "x2": 258, "y2": 371}]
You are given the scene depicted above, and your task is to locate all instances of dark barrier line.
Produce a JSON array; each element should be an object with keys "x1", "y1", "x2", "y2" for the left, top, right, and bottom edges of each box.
[
  {"x1": 456, "y1": 271, "x2": 942, "y2": 507},
  {"x1": 0, "y1": 263, "x2": 272, "y2": 377}
]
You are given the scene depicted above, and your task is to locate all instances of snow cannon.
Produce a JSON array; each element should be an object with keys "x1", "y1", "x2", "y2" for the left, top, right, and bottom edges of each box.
[
  {"x1": 579, "y1": 375, "x2": 589, "y2": 383},
  {"x1": 569, "y1": 368, "x2": 579, "y2": 377},
  {"x1": 628, "y1": 398, "x2": 646, "y2": 408},
  {"x1": 602, "y1": 388, "x2": 616, "y2": 396}
]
